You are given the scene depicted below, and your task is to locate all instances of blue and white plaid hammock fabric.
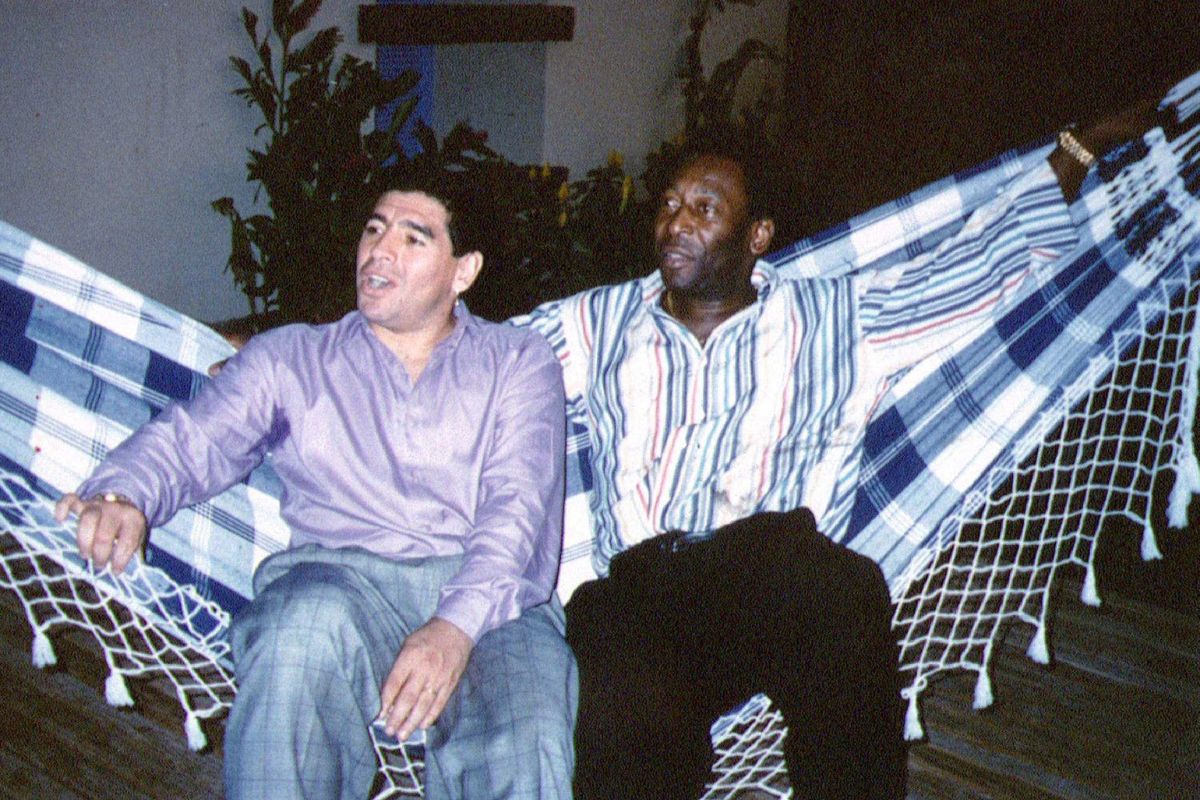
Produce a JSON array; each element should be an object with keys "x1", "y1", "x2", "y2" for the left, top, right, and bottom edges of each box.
[{"x1": 2, "y1": 72, "x2": 1199, "y2": 797}]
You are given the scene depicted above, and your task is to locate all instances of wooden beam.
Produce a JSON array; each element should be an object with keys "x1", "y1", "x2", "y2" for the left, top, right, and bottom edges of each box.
[{"x1": 359, "y1": 4, "x2": 575, "y2": 45}]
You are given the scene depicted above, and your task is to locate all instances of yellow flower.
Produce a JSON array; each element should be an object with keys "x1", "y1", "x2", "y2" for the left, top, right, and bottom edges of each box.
[
  {"x1": 541, "y1": 162, "x2": 552, "y2": 179},
  {"x1": 619, "y1": 175, "x2": 633, "y2": 214},
  {"x1": 557, "y1": 181, "x2": 570, "y2": 203},
  {"x1": 557, "y1": 209, "x2": 568, "y2": 227},
  {"x1": 607, "y1": 150, "x2": 624, "y2": 170},
  {"x1": 528, "y1": 166, "x2": 538, "y2": 180}
]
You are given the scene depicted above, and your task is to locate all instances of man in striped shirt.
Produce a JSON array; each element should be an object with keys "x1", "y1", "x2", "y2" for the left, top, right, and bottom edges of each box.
[{"x1": 521, "y1": 113, "x2": 1147, "y2": 799}]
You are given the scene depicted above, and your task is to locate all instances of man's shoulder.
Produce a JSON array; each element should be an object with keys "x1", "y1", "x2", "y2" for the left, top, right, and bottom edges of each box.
[
  {"x1": 572, "y1": 276, "x2": 648, "y2": 305},
  {"x1": 248, "y1": 314, "x2": 356, "y2": 348},
  {"x1": 521, "y1": 276, "x2": 651, "y2": 324},
  {"x1": 761, "y1": 266, "x2": 857, "y2": 302},
  {"x1": 230, "y1": 314, "x2": 360, "y2": 374},
  {"x1": 469, "y1": 313, "x2": 558, "y2": 363}
]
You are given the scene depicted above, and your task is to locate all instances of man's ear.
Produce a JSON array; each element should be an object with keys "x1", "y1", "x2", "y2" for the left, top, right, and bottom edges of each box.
[
  {"x1": 452, "y1": 251, "x2": 484, "y2": 295},
  {"x1": 749, "y1": 218, "x2": 775, "y2": 256}
]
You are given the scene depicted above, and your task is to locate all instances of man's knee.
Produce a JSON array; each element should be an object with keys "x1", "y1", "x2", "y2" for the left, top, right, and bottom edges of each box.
[{"x1": 231, "y1": 562, "x2": 374, "y2": 673}]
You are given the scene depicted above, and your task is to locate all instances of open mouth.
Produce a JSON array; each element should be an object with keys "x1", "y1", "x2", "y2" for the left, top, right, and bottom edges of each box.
[
  {"x1": 363, "y1": 275, "x2": 391, "y2": 290},
  {"x1": 659, "y1": 248, "x2": 695, "y2": 268}
]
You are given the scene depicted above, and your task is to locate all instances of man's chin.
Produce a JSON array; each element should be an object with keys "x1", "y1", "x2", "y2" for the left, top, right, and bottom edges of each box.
[{"x1": 659, "y1": 260, "x2": 694, "y2": 290}]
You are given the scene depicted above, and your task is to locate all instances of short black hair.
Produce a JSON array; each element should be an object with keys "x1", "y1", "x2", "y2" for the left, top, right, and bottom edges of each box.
[
  {"x1": 658, "y1": 127, "x2": 782, "y2": 225},
  {"x1": 373, "y1": 168, "x2": 496, "y2": 259}
]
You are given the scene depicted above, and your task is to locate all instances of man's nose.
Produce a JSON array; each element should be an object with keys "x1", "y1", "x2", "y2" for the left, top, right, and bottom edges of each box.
[
  {"x1": 667, "y1": 207, "x2": 694, "y2": 236},
  {"x1": 371, "y1": 228, "x2": 402, "y2": 258}
]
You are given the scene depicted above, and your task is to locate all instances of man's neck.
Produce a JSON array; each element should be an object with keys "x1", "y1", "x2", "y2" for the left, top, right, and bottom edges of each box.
[
  {"x1": 370, "y1": 313, "x2": 457, "y2": 383},
  {"x1": 663, "y1": 284, "x2": 757, "y2": 347}
]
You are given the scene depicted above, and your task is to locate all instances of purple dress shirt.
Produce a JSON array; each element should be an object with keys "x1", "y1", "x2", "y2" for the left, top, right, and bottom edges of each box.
[{"x1": 79, "y1": 305, "x2": 566, "y2": 642}]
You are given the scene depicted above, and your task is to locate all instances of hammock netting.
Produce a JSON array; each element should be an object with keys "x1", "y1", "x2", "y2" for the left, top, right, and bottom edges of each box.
[{"x1": 2, "y1": 72, "x2": 1200, "y2": 798}]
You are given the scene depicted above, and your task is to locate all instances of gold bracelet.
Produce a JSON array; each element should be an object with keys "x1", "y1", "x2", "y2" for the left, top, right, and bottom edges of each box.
[{"x1": 1057, "y1": 128, "x2": 1096, "y2": 168}]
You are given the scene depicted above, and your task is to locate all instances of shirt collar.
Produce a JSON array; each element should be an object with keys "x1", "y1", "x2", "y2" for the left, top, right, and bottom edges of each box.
[
  {"x1": 442, "y1": 298, "x2": 474, "y2": 351},
  {"x1": 350, "y1": 299, "x2": 476, "y2": 356},
  {"x1": 640, "y1": 258, "x2": 780, "y2": 314}
]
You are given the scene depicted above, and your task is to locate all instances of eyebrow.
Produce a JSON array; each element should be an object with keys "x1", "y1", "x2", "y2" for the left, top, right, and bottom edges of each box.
[
  {"x1": 368, "y1": 214, "x2": 436, "y2": 240},
  {"x1": 403, "y1": 220, "x2": 435, "y2": 239}
]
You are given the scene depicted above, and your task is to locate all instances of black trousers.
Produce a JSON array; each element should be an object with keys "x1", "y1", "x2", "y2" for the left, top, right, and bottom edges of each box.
[{"x1": 564, "y1": 508, "x2": 907, "y2": 800}]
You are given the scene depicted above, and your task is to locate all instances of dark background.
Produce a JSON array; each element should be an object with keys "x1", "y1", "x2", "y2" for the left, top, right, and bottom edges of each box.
[
  {"x1": 781, "y1": 0, "x2": 1200, "y2": 235},
  {"x1": 778, "y1": 0, "x2": 1200, "y2": 612}
]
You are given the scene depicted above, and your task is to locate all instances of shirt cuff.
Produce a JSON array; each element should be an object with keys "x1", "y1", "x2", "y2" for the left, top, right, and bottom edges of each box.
[
  {"x1": 434, "y1": 589, "x2": 490, "y2": 643},
  {"x1": 75, "y1": 477, "x2": 152, "y2": 519}
]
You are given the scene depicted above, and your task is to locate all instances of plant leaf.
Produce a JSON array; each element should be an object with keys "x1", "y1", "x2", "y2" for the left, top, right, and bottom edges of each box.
[
  {"x1": 211, "y1": 197, "x2": 237, "y2": 217},
  {"x1": 380, "y1": 69, "x2": 420, "y2": 100},
  {"x1": 258, "y1": 37, "x2": 275, "y2": 86},
  {"x1": 287, "y1": 0, "x2": 322, "y2": 37},
  {"x1": 271, "y1": 0, "x2": 290, "y2": 37},
  {"x1": 230, "y1": 56, "x2": 255, "y2": 89},
  {"x1": 289, "y1": 27, "x2": 340, "y2": 71},
  {"x1": 385, "y1": 96, "x2": 418, "y2": 139},
  {"x1": 241, "y1": 7, "x2": 259, "y2": 46}
]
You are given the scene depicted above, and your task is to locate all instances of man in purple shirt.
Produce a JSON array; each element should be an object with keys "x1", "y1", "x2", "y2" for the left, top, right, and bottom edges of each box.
[{"x1": 55, "y1": 175, "x2": 576, "y2": 800}]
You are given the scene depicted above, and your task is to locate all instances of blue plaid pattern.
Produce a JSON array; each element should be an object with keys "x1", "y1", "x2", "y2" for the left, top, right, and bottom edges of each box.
[
  {"x1": 0, "y1": 220, "x2": 290, "y2": 646},
  {"x1": 530, "y1": 126, "x2": 1200, "y2": 605},
  {"x1": 2, "y1": 73, "x2": 1200, "y2": 665}
]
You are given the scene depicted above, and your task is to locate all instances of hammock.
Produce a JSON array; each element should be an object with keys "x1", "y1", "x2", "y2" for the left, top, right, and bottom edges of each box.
[{"x1": 2, "y1": 70, "x2": 1199, "y2": 798}]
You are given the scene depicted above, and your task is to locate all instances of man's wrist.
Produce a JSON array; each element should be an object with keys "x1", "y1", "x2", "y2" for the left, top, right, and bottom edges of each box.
[
  {"x1": 89, "y1": 491, "x2": 133, "y2": 505},
  {"x1": 1057, "y1": 127, "x2": 1096, "y2": 169}
]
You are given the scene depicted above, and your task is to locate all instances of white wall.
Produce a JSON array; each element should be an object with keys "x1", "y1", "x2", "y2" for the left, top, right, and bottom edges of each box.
[
  {"x1": 427, "y1": 0, "x2": 547, "y2": 166},
  {"x1": 543, "y1": 0, "x2": 789, "y2": 179},
  {"x1": 0, "y1": 0, "x2": 788, "y2": 318},
  {"x1": 0, "y1": 0, "x2": 369, "y2": 324}
]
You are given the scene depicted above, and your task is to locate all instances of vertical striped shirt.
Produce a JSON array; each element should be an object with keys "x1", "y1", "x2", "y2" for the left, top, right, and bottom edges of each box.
[{"x1": 518, "y1": 163, "x2": 1078, "y2": 590}]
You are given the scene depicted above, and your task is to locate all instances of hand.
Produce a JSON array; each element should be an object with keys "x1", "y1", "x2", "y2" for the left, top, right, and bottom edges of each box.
[
  {"x1": 54, "y1": 492, "x2": 148, "y2": 574},
  {"x1": 377, "y1": 617, "x2": 473, "y2": 740},
  {"x1": 207, "y1": 325, "x2": 251, "y2": 377},
  {"x1": 1078, "y1": 95, "x2": 1163, "y2": 159},
  {"x1": 1051, "y1": 94, "x2": 1165, "y2": 202}
]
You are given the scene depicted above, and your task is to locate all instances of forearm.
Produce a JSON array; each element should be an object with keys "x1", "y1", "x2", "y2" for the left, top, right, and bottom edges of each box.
[
  {"x1": 435, "y1": 339, "x2": 567, "y2": 641},
  {"x1": 1050, "y1": 95, "x2": 1164, "y2": 203},
  {"x1": 77, "y1": 343, "x2": 277, "y2": 526},
  {"x1": 77, "y1": 403, "x2": 262, "y2": 527}
]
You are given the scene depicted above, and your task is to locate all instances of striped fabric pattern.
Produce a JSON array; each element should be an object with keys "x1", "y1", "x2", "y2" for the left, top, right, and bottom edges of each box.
[
  {"x1": 0, "y1": 71, "x2": 1198, "y2": 669},
  {"x1": 522, "y1": 162, "x2": 1093, "y2": 600},
  {"x1": 1, "y1": 72, "x2": 1199, "y2": 800}
]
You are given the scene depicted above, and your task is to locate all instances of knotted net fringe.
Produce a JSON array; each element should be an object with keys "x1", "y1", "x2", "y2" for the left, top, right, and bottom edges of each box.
[
  {"x1": 0, "y1": 472, "x2": 426, "y2": 800},
  {"x1": 693, "y1": 278, "x2": 1199, "y2": 797},
  {"x1": 2, "y1": 74, "x2": 1198, "y2": 800},
  {"x1": 0, "y1": 476, "x2": 235, "y2": 744}
]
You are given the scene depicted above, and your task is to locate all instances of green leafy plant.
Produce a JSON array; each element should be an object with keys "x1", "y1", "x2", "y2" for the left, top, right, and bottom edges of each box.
[
  {"x1": 212, "y1": 0, "x2": 789, "y2": 330},
  {"x1": 212, "y1": 0, "x2": 423, "y2": 327},
  {"x1": 680, "y1": 0, "x2": 783, "y2": 137},
  {"x1": 463, "y1": 152, "x2": 648, "y2": 321}
]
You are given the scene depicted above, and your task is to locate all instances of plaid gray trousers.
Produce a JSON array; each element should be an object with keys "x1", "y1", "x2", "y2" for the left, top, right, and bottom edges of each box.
[{"x1": 225, "y1": 544, "x2": 577, "y2": 800}]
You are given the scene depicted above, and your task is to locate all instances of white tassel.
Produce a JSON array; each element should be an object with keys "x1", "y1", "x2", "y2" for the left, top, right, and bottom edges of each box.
[
  {"x1": 1026, "y1": 623, "x2": 1051, "y2": 665},
  {"x1": 903, "y1": 694, "x2": 924, "y2": 741},
  {"x1": 104, "y1": 670, "x2": 134, "y2": 707},
  {"x1": 184, "y1": 712, "x2": 207, "y2": 751},
  {"x1": 1171, "y1": 262, "x2": 1200, "y2": 526},
  {"x1": 972, "y1": 669, "x2": 994, "y2": 710},
  {"x1": 1081, "y1": 564, "x2": 1102, "y2": 607},
  {"x1": 31, "y1": 630, "x2": 57, "y2": 668},
  {"x1": 1167, "y1": 451, "x2": 1200, "y2": 528},
  {"x1": 1141, "y1": 526, "x2": 1164, "y2": 561}
]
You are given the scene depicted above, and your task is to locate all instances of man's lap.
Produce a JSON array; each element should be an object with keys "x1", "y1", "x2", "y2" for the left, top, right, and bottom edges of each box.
[{"x1": 231, "y1": 544, "x2": 577, "y2": 800}]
